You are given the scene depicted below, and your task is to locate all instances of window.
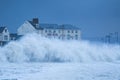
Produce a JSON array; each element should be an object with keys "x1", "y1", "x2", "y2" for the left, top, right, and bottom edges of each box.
[
  {"x1": 4, "y1": 35, "x2": 8, "y2": 40},
  {"x1": 75, "y1": 35, "x2": 78, "y2": 40},
  {"x1": 53, "y1": 30, "x2": 56, "y2": 33},
  {"x1": 71, "y1": 30, "x2": 74, "y2": 33},
  {"x1": 5, "y1": 29, "x2": 7, "y2": 33},
  {"x1": 45, "y1": 30, "x2": 47, "y2": 33},
  {"x1": 11, "y1": 37, "x2": 15, "y2": 40},
  {"x1": 49, "y1": 30, "x2": 51, "y2": 33},
  {"x1": 68, "y1": 30, "x2": 70, "y2": 33},
  {"x1": 61, "y1": 35, "x2": 65, "y2": 39},
  {"x1": 59, "y1": 30, "x2": 61, "y2": 33},
  {"x1": 75, "y1": 30, "x2": 78, "y2": 33},
  {"x1": 0, "y1": 34, "x2": 2, "y2": 40},
  {"x1": 58, "y1": 36, "x2": 61, "y2": 39},
  {"x1": 67, "y1": 34, "x2": 71, "y2": 40}
]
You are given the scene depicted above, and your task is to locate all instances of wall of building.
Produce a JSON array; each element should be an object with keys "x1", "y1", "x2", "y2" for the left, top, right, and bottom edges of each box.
[
  {"x1": 0, "y1": 28, "x2": 10, "y2": 41},
  {"x1": 41, "y1": 29, "x2": 81, "y2": 40},
  {"x1": 17, "y1": 20, "x2": 81, "y2": 40},
  {"x1": 17, "y1": 21, "x2": 37, "y2": 35}
]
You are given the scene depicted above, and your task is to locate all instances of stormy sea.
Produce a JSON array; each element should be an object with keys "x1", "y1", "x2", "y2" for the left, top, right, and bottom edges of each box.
[{"x1": 0, "y1": 33, "x2": 120, "y2": 80}]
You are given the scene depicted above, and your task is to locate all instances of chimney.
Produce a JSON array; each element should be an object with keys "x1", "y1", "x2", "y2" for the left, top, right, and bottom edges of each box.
[
  {"x1": 32, "y1": 18, "x2": 39, "y2": 28},
  {"x1": 33, "y1": 18, "x2": 39, "y2": 24}
]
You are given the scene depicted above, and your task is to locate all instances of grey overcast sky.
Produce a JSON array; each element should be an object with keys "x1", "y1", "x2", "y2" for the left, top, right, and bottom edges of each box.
[{"x1": 0, "y1": 0, "x2": 120, "y2": 38}]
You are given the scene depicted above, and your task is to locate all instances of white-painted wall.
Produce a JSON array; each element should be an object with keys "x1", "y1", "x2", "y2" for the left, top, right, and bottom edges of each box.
[
  {"x1": 17, "y1": 21, "x2": 37, "y2": 35},
  {"x1": 0, "y1": 27, "x2": 10, "y2": 41},
  {"x1": 41, "y1": 29, "x2": 81, "y2": 40}
]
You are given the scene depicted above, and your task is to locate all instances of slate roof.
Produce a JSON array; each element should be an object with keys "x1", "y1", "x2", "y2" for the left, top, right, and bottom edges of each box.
[
  {"x1": 10, "y1": 33, "x2": 17, "y2": 37},
  {"x1": 40, "y1": 24, "x2": 59, "y2": 29},
  {"x1": 28, "y1": 20, "x2": 80, "y2": 30},
  {"x1": 39, "y1": 24, "x2": 80, "y2": 30},
  {"x1": 10, "y1": 33, "x2": 23, "y2": 40},
  {"x1": 59, "y1": 24, "x2": 80, "y2": 30},
  {"x1": 0, "y1": 27, "x2": 6, "y2": 33}
]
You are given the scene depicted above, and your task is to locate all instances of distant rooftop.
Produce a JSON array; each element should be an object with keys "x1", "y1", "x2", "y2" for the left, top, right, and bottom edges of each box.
[
  {"x1": 40, "y1": 24, "x2": 80, "y2": 30},
  {"x1": 28, "y1": 18, "x2": 80, "y2": 30},
  {"x1": 0, "y1": 27, "x2": 6, "y2": 33}
]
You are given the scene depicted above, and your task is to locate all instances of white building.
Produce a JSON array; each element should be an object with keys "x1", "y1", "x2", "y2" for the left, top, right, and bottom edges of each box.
[
  {"x1": 0, "y1": 27, "x2": 10, "y2": 41},
  {"x1": 18, "y1": 18, "x2": 81, "y2": 40}
]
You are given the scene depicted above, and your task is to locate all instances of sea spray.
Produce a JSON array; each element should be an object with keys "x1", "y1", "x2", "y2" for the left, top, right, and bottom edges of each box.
[{"x1": 0, "y1": 33, "x2": 120, "y2": 63}]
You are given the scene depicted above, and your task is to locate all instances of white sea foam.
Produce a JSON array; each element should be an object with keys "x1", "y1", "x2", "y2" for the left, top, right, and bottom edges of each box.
[{"x1": 0, "y1": 33, "x2": 120, "y2": 63}]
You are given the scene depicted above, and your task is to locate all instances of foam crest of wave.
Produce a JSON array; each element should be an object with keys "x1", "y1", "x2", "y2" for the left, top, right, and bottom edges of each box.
[{"x1": 0, "y1": 33, "x2": 120, "y2": 63}]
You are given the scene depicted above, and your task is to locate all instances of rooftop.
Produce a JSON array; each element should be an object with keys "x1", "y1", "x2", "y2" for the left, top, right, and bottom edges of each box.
[
  {"x1": 40, "y1": 24, "x2": 80, "y2": 30},
  {"x1": 28, "y1": 20, "x2": 80, "y2": 30},
  {"x1": 28, "y1": 18, "x2": 80, "y2": 30},
  {"x1": 0, "y1": 27, "x2": 6, "y2": 33}
]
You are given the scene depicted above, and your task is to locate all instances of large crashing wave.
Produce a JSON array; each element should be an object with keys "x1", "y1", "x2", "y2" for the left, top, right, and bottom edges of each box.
[{"x1": 0, "y1": 33, "x2": 120, "y2": 63}]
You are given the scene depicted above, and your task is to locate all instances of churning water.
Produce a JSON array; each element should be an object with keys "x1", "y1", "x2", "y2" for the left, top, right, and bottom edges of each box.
[{"x1": 0, "y1": 33, "x2": 120, "y2": 63}]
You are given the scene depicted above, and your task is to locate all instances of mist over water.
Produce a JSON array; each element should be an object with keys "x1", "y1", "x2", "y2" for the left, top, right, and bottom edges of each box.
[{"x1": 0, "y1": 33, "x2": 120, "y2": 63}]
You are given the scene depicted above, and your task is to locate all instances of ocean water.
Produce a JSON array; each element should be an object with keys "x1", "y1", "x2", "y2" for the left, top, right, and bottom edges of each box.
[{"x1": 0, "y1": 33, "x2": 120, "y2": 63}]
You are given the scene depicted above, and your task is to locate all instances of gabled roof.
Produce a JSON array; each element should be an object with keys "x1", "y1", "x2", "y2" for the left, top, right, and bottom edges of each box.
[
  {"x1": 28, "y1": 21, "x2": 43, "y2": 30},
  {"x1": 0, "y1": 27, "x2": 6, "y2": 33},
  {"x1": 28, "y1": 21, "x2": 35, "y2": 27}
]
